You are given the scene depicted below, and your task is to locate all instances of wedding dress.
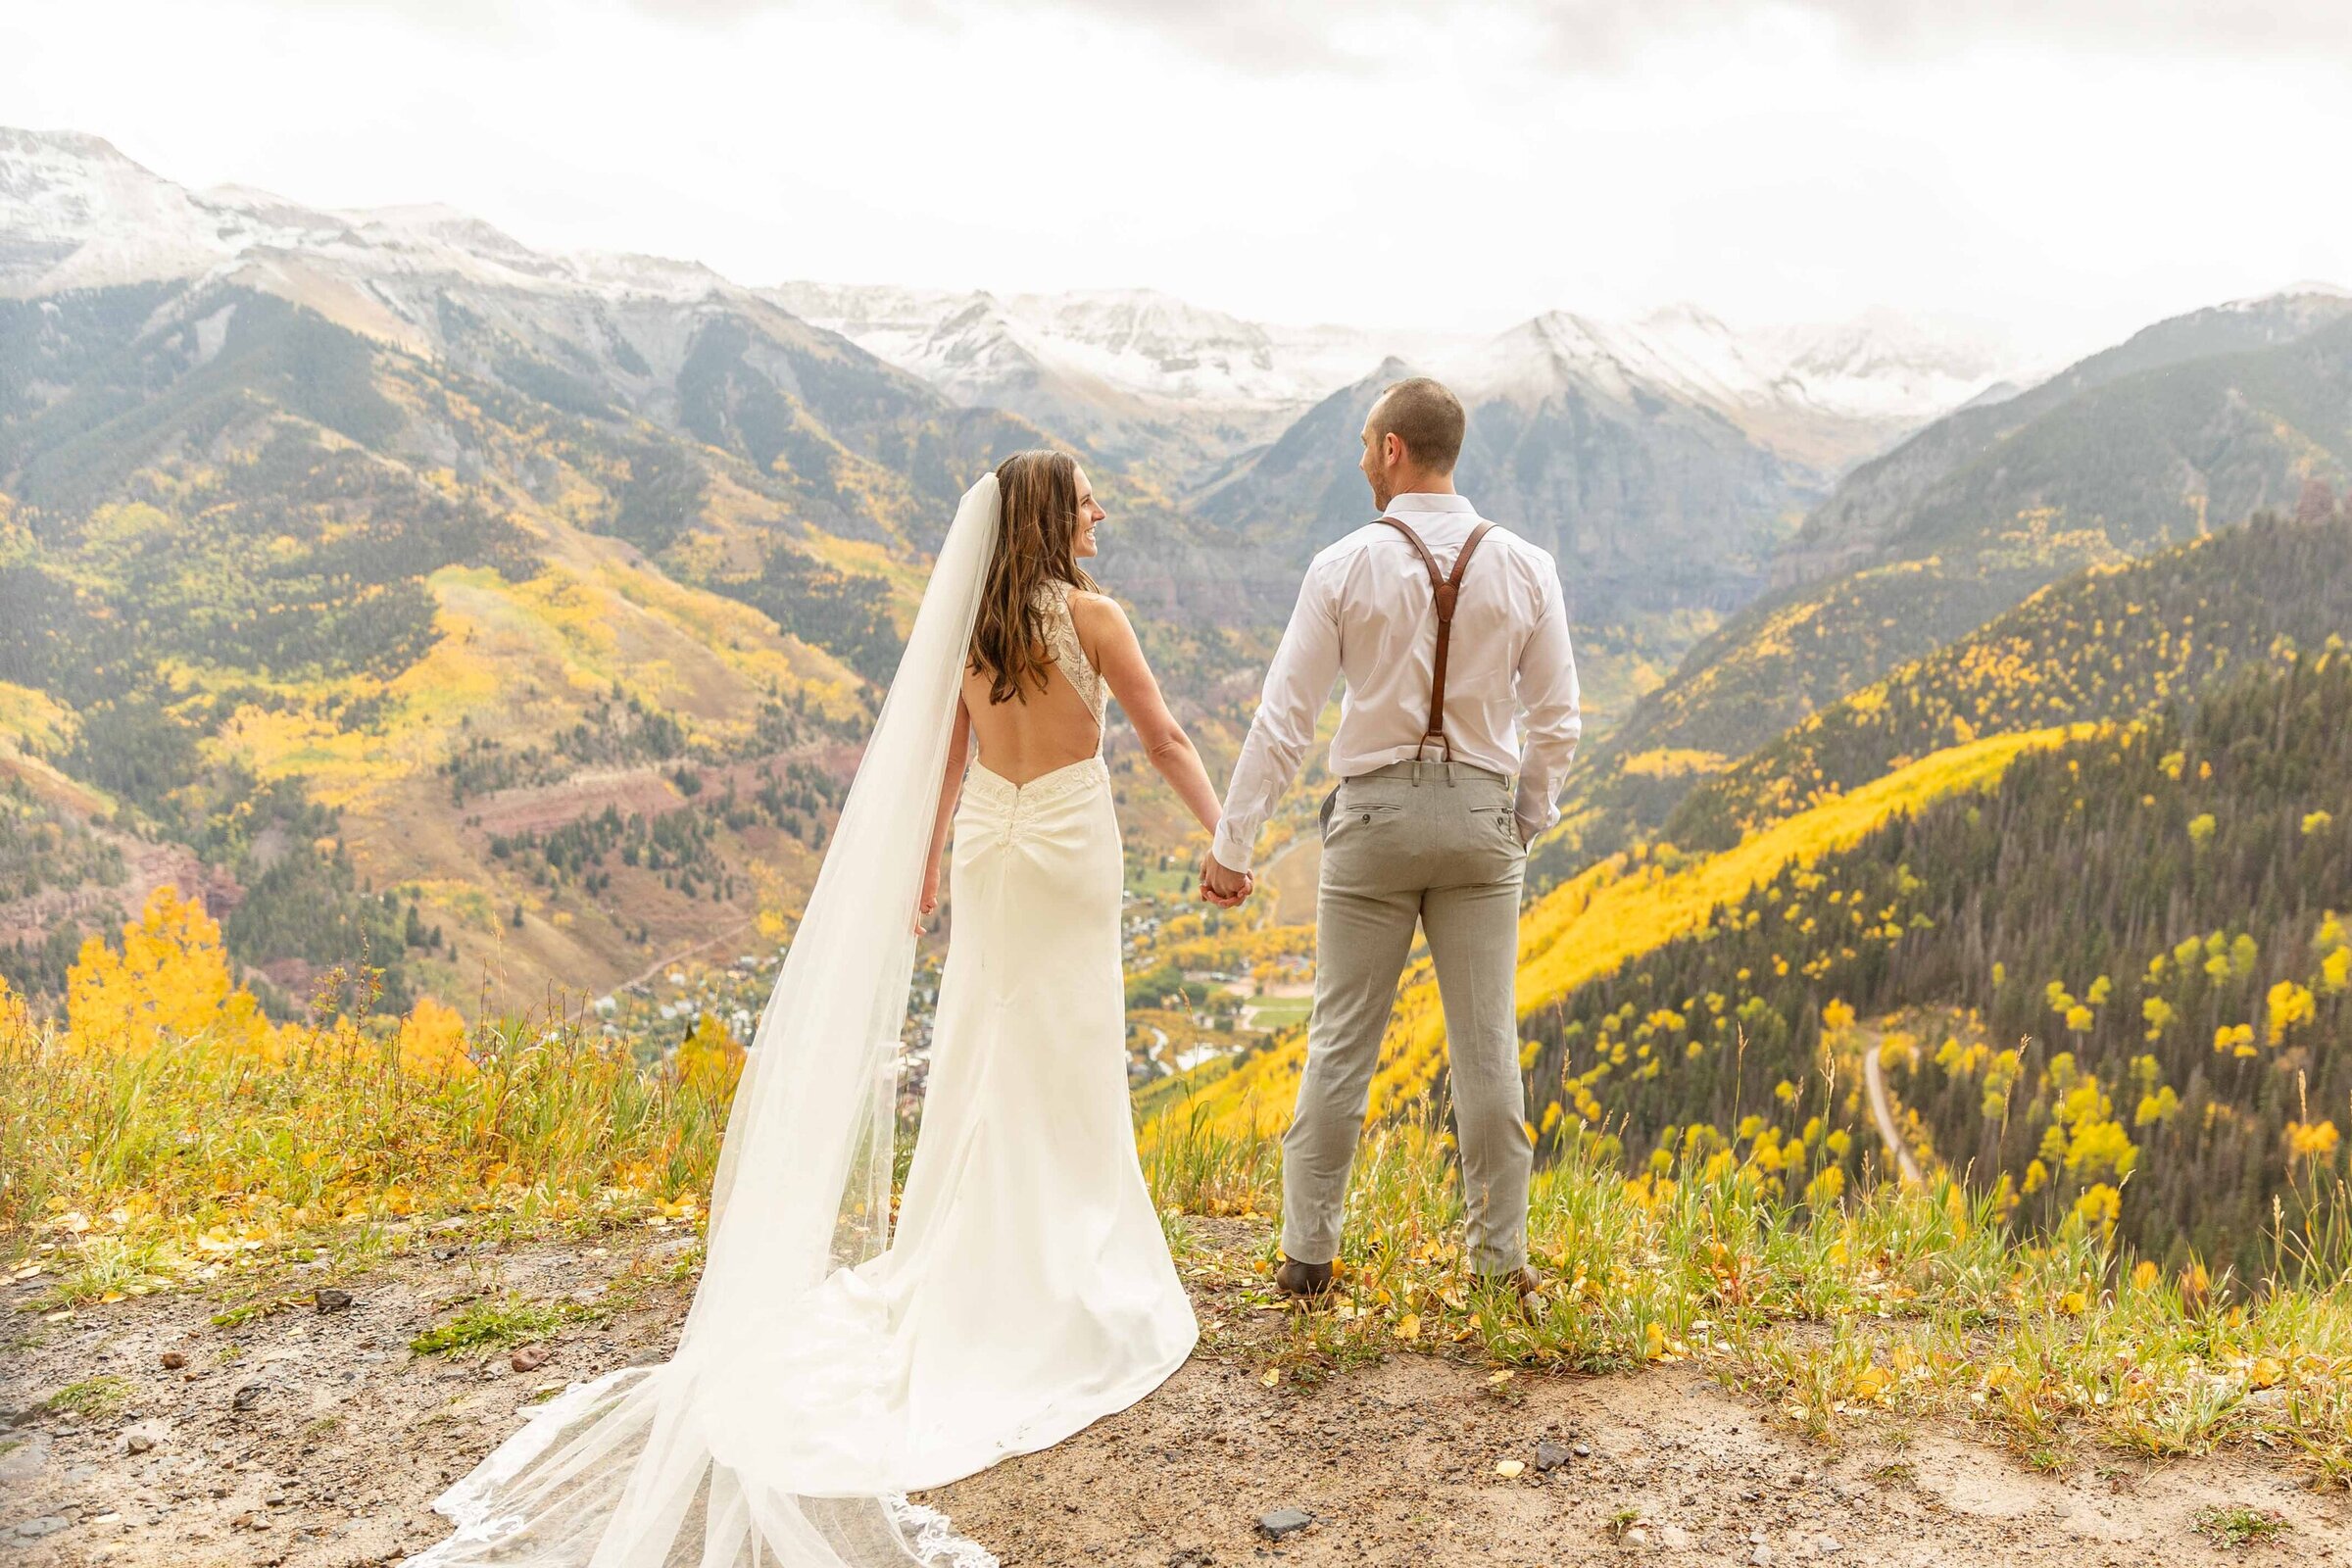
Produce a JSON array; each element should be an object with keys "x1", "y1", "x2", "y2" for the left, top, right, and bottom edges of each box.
[{"x1": 408, "y1": 478, "x2": 1196, "y2": 1567}]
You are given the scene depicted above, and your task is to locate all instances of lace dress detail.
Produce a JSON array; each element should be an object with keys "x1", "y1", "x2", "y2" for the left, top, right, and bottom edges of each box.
[{"x1": 1033, "y1": 579, "x2": 1107, "y2": 736}]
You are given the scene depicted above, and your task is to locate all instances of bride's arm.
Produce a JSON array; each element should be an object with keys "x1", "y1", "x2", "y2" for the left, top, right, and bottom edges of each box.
[
  {"x1": 1072, "y1": 593, "x2": 1224, "y2": 837},
  {"x1": 916, "y1": 696, "x2": 972, "y2": 929}
]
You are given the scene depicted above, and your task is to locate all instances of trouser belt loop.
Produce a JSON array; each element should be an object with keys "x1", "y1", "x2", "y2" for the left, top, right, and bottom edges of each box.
[
  {"x1": 1410, "y1": 757, "x2": 1422, "y2": 786},
  {"x1": 1446, "y1": 758, "x2": 1457, "y2": 788}
]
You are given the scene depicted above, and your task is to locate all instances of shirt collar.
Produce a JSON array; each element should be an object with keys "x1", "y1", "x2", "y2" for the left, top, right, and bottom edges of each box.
[{"x1": 1386, "y1": 492, "x2": 1476, "y2": 515}]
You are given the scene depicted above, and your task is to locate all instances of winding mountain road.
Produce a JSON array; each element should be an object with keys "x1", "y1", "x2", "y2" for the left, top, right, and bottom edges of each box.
[{"x1": 1859, "y1": 1030, "x2": 1926, "y2": 1186}]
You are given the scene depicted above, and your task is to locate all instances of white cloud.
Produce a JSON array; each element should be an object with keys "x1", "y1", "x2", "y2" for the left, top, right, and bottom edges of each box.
[{"x1": 0, "y1": 0, "x2": 2344, "y2": 363}]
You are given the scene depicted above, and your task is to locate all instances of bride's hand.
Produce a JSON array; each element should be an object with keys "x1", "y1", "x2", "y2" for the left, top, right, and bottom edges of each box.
[{"x1": 912, "y1": 862, "x2": 943, "y2": 934}]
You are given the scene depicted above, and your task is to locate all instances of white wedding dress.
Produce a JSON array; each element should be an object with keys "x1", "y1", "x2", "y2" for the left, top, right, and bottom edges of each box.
[{"x1": 408, "y1": 479, "x2": 1196, "y2": 1567}]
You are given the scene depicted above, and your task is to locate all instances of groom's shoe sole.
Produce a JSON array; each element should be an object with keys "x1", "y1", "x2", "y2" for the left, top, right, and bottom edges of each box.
[{"x1": 1273, "y1": 1256, "x2": 1335, "y2": 1299}]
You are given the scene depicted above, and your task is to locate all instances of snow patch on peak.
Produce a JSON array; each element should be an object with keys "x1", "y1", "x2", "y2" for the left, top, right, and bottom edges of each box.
[
  {"x1": 0, "y1": 126, "x2": 139, "y2": 166},
  {"x1": 2228, "y1": 278, "x2": 2352, "y2": 310}
]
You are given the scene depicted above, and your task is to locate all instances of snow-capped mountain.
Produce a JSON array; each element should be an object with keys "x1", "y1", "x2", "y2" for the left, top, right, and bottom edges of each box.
[
  {"x1": 2, "y1": 125, "x2": 2032, "y2": 488},
  {"x1": 765, "y1": 281, "x2": 1443, "y2": 414},
  {"x1": 0, "y1": 128, "x2": 731, "y2": 314},
  {"x1": 1434, "y1": 304, "x2": 2032, "y2": 474},
  {"x1": 778, "y1": 277, "x2": 2033, "y2": 481},
  {"x1": 763, "y1": 280, "x2": 1475, "y2": 474}
]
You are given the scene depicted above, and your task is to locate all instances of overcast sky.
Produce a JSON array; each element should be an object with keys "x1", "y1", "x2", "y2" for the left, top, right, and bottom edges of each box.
[{"x1": 5, "y1": 0, "x2": 2348, "y2": 358}]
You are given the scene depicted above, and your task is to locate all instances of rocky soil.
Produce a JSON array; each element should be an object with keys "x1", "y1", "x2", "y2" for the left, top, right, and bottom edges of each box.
[{"x1": 3, "y1": 1220, "x2": 2342, "y2": 1567}]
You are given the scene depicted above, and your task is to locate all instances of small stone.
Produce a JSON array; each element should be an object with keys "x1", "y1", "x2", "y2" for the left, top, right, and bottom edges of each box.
[
  {"x1": 1535, "y1": 1440, "x2": 1573, "y2": 1471},
  {"x1": 1256, "y1": 1508, "x2": 1312, "y2": 1540},
  {"x1": 1747, "y1": 1547, "x2": 1772, "y2": 1567},
  {"x1": 16, "y1": 1517, "x2": 70, "y2": 1540},
  {"x1": 160, "y1": 1351, "x2": 187, "y2": 1371},
  {"x1": 122, "y1": 1432, "x2": 155, "y2": 1455},
  {"x1": 1660, "y1": 1524, "x2": 1692, "y2": 1549},
  {"x1": 315, "y1": 1289, "x2": 353, "y2": 1314},
  {"x1": 1816, "y1": 1536, "x2": 1840, "y2": 1554},
  {"x1": 1573, "y1": 1442, "x2": 1592, "y2": 1458},
  {"x1": 231, "y1": 1383, "x2": 266, "y2": 1412},
  {"x1": 1622, "y1": 1524, "x2": 1649, "y2": 1548},
  {"x1": 510, "y1": 1346, "x2": 550, "y2": 1374}
]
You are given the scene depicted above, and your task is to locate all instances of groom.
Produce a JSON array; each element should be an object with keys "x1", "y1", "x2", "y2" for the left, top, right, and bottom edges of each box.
[{"x1": 1201, "y1": 376, "x2": 1581, "y2": 1298}]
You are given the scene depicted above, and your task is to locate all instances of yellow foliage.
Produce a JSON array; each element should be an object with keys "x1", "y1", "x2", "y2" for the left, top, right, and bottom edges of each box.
[
  {"x1": 1617, "y1": 749, "x2": 1729, "y2": 780},
  {"x1": 2267, "y1": 980, "x2": 2316, "y2": 1046},
  {"x1": 1156, "y1": 728, "x2": 2090, "y2": 1136},
  {"x1": 66, "y1": 887, "x2": 275, "y2": 1060},
  {"x1": 2073, "y1": 1183, "x2": 2122, "y2": 1234},
  {"x1": 394, "y1": 997, "x2": 473, "y2": 1076},
  {"x1": 2286, "y1": 1120, "x2": 2340, "y2": 1162},
  {"x1": 676, "y1": 1011, "x2": 746, "y2": 1102},
  {"x1": 2065, "y1": 1117, "x2": 2137, "y2": 1181}
]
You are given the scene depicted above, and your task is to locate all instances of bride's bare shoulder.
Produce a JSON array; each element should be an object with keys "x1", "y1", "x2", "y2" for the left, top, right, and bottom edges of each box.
[
  {"x1": 1066, "y1": 588, "x2": 1128, "y2": 628},
  {"x1": 1065, "y1": 589, "x2": 1134, "y2": 663}
]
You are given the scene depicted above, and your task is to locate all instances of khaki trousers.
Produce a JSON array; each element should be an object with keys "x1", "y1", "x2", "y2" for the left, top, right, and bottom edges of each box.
[{"x1": 1280, "y1": 759, "x2": 1533, "y2": 1274}]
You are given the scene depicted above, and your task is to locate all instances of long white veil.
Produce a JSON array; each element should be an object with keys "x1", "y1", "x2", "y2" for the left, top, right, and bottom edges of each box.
[{"x1": 410, "y1": 474, "x2": 1004, "y2": 1567}]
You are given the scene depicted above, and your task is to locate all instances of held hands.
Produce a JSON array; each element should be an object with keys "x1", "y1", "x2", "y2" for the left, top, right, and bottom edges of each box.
[{"x1": 1199, "y1": 853, "x2": 1253, "y2": 909}]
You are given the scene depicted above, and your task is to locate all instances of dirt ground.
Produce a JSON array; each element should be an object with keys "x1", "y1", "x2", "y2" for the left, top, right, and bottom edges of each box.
[{"x1": 4, "y1": 1221, "x2": 2343, "y2": 1568}]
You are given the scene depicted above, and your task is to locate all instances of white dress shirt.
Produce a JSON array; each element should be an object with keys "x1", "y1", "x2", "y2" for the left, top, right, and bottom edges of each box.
[{"x1": 1211, "y1": 492, "x2": 1582, "y2": 872}]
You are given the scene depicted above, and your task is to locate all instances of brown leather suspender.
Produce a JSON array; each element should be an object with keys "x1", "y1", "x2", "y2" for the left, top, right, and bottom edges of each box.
[{"x1": 1376, "y1": 514, "x2": 1495, "y2": 762}]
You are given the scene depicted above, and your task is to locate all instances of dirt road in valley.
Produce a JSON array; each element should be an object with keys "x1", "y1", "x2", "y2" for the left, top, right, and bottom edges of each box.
[
  {"x1": 1860, "y1": 1030, "x2": 1926, "y2": 1187},
  {"x1": 8, "y1": 1219, "x2": 2343, "y2": 1567}
]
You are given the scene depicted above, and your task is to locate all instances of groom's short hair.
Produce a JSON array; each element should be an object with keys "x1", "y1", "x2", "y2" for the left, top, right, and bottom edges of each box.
[{"x1": 1370, "y1": 377, "x2": 1466, "y2": 472}]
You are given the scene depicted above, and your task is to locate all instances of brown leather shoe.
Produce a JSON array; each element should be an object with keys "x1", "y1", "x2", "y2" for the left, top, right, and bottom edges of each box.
[{"x1": 1273, "y1": 1255, "x2": 1335, "y2": 1298}]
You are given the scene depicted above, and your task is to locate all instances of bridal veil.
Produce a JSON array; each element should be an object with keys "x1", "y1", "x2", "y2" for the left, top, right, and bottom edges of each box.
[{"x1": 411, "y1": 475, "x2": 1004, "y2": 1567}]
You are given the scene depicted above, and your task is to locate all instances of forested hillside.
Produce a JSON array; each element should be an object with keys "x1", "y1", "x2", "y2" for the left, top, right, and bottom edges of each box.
[
  {"x1": 1518, "y1": 657, "x2": 2352, "y2": 1273},
  {"x1": 1544, "y1": 300, "x2": 2352, "y2": 874},
  {"x1": 1666, "y1": 512, "x2": 2352, "y2": 851},
  {"x1": 0, "y1": 277, "x2": 1025, "y2": 1010}
]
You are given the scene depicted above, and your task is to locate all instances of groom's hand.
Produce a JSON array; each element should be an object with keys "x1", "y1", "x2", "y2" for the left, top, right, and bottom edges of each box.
[{"x1": 1200, "y1": 854, "x2": 1252, "y2": 908}]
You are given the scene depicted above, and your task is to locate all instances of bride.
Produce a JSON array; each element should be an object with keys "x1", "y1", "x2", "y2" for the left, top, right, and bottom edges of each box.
[{"x1": 413, "y1": 453, "x2": 1243, "y2": 1566}]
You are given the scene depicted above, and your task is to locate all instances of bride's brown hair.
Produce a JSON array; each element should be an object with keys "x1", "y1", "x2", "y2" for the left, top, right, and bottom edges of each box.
[{"x1": 969, "y1": 450, "x2": 1100, "y2": 706}]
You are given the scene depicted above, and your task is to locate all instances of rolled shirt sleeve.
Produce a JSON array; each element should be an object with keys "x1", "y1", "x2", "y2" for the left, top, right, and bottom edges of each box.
[
  {"x1": 1511, "y1": 568, "x2": 1581, "y2": 844},
  {"x1": 1210, "y1": 564, "x2": 1341, "y2": 873}
]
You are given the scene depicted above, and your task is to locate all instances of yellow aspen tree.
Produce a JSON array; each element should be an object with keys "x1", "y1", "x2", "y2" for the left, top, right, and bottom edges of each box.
[
  {"x1": 65, "y1": 886, "x2": 275, "y2": 1059},
  {"x1": 393, "y1": 996, "x2": 473, "y2": 1076}
]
